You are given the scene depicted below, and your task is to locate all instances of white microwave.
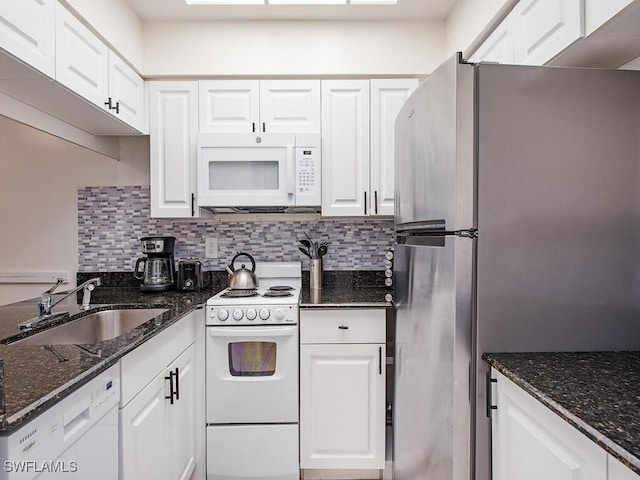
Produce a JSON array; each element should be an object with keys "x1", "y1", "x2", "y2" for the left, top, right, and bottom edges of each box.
[{"x1": 197, "y1": 133, "x2": 321, "y2": 209}]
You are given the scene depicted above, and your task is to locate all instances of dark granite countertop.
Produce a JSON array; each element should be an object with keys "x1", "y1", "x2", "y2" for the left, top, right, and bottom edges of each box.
[
  {"x1": 0, "y1": 278, "x2": 223, "y2": 433},
  {"x1": 484, "y1": 352, "x2": 640, "y2": 474},
  {"x1": 0, "y1": 270, "x2": 392, "y2": 432},
  {"x1": 300, "y1": 270, "x2": 393, "y2": 308}
]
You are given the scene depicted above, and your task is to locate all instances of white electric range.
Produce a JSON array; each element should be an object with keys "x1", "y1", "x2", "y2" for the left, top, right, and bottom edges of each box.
[{"x1": 205, "y1": 262, "x2": 301, "y2": 480}]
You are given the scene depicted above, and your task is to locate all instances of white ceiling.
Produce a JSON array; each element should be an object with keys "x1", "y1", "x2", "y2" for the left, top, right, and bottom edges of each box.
[{"x1": 124, "y1": 0, "x2": 458, "y2": 21}]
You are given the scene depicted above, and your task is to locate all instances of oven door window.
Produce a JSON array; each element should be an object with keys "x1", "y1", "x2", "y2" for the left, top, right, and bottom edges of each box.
[{"x1": 228, "y1": 341, "x2": 277, "y2": 377}]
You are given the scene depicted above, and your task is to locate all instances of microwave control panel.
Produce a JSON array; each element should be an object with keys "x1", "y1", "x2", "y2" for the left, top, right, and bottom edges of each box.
[{"x1": 294, "y1": 145, "x2": 321, "y2": 206}]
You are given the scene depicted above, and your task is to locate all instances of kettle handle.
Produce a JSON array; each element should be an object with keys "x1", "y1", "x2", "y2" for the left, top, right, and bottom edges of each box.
[
  {"x1": 134, "y1": 257, "x2": 146, "y2": 280},
  {"x1": 230, "y1": 252, "x2": 256, "y2": 273}
]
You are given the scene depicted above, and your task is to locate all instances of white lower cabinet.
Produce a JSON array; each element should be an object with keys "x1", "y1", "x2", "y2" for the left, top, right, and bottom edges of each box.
[
  {"x1": 300, "y1": 309, "x2": 386, "y2": 474},
  {"x1": 609, "y1": 455, "x2": 640, "y2": 480},
  {"x1": 491, "y1": 368, "x2": 628, "y2": 480},
  {"x1": 119, "y1": 312, "x2": 197, "y2": 480}
]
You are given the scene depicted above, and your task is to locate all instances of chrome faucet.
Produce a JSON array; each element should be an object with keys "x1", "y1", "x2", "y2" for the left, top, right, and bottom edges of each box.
[{"x1": 18, "y1": 277, "x2": 102, "y2": 330}]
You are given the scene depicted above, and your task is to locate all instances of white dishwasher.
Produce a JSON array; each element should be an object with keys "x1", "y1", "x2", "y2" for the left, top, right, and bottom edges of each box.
[{"x1": 0, "y1": 363, "x2": 120, "y2": 480}]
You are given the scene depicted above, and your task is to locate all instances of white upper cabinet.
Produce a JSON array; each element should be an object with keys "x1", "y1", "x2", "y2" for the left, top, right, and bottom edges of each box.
[
  {"x1": 322, "y1": 78, "x2": 416, "y2": 217},
  {"x1": 470, "y1": 0, "x2": 638, "y2": 67},
  {"x1": 199, "y1": 79, "x2": 320, "y2": 133},
  {"x1": 0, "y1": 0, "x2": 55, "y2": 78},
  {"x1": 108, "y1": 51, "x2": 146, "y2": 133},
  {"x1": 260, "y1": 80, "x2": 321, "y2": 133},
  {"x1": 56, "y1": 5, "x2": 109, "y2": 110},
  {"x1": 56, "y1": 3, "x2": 145, "y2": 132},
  {"x1": 512, "y1": 0, "x2": 583, "y2": 65},
  {"x1": 321, "y1": 79, "x2": 370, "y2": 217},
  {"x1": 584, "y1": 0, "x2": 633, "y2": 36},
  {"x1": 472, "y1": 21, "x2": 516, "y2": 64},
  {"x1": 149, "y1": 81, "x2": 199, "y2": 218},
  {"x1": 199, "y1": 80, "x2": 259, "y2": 133},
  {"x1": 370, "y1": 79, "x2": 417, "y2": 216}
]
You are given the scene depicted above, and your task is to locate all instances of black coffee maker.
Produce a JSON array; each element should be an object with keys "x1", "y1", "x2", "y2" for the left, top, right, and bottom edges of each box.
[{"x1": 134, "y1": 236, "x2": 176, "y2": 292}]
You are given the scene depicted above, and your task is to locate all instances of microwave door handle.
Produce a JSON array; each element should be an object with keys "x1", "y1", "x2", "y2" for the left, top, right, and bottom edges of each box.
[{"x1": 287, "y1": 145, "x2": 295, "y2": 195}]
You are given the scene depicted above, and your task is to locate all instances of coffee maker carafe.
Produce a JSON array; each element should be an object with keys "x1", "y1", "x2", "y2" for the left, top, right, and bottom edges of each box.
[{"x1": 134, "y1": 236, "x2": 176, "y2": 292}]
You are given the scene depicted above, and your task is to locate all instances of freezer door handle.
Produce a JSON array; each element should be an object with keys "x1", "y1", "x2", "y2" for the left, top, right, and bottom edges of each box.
[{"x1": 486, "y1": 371, "x2": 497, "y2": 417}]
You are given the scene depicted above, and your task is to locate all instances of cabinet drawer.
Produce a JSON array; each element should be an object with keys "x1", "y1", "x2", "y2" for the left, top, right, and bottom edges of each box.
[
  {"x1": 300, "y1": 309, "x2": 385, "y2": 344},
  {"x1": 120, "y1": 311, "x2": 196, "y2": 407}
]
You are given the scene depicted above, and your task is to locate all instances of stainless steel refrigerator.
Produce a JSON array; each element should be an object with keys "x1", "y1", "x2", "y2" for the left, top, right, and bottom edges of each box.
[{"x1": 393, "y1": 54, "x2": 640, "y2": 480}]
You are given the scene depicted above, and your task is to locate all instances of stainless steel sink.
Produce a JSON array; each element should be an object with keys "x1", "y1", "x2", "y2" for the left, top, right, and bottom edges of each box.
[{"x1": 10, "y1": 308, "x2": 168, "y2": 345}]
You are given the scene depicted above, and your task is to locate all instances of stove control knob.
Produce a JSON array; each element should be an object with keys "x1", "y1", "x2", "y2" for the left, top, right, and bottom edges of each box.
[
  {"x1": 233, "y1": 309, "x2": 244, "y2": 321},
  {"x1": 246, "y1": 308, "x2": 257, "y2": 321},
  {"x1": 274, "y1": 308, "x2": 285, "y2": 320},
  {"x1": 259, "y1": 308, "x2": 270, "y2": 320},
  {"x1": 217, "y1": 309, "x2": 229, "y2": 321}
]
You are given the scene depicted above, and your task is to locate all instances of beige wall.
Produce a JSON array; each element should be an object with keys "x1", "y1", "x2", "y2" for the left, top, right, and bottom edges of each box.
[
  {"x1": 0, "y1": 116, "x2": 150, "y2": 306},
  {"x1": 143, "y1": 20, "x2": 445, "y2": 77}
]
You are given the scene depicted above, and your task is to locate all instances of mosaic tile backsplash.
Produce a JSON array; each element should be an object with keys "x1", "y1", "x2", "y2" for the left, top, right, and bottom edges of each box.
[{"x1": 78, "y1": 186, "x2": 394, "y2": 272}]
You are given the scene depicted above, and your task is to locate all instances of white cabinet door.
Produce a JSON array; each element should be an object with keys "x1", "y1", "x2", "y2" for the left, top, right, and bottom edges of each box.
[
  {"x1": 260, "y1": 80, "x2": 321, "y2": 133},
  {"x1": 0, "y1": 0, "x2": 55, "y2": 77},
  {"x1": 370, "y1": 79, "x2": 417, "y2": 216},
  {"x1": 56, "y1": 4, "x2": 109, "y2": 110},
  {"x1": 149, "y1": 81, "x2": 199, "y2": 218},
  {"x1": 300, "y1": 343, "x2": 385, "y2": 470},
  {"x1": 491, "y1": 369, "x2": 607, "y2": 480},
  {"x1": 321, "y1": 80, "x2": 370, "y2": 217},
  {"x1": 513, "y1": 0, "x2": 583, "y2": 65},
  {"x1": 584, "y1": 0, "x2": 633, "y2": 36},
  {"x1": 168, "y1": 344, "x2": 197, "y2": 480},
  {"x1": 108, "y1": 50, "x2": 145, "y2": 133},
  {"x1": 199, "y1": 80, "x2": 259, "y2": 133},
  {"x1": 199, "y1": 80, "x2": 320, "y2": 134},
  {"x1": 609, "y1": 455, "x2": 640, "y2": 480},
  {"x1": 120, "y1": 370, "x2": 169, "y2": 480},
  {"x1": 472, "y1": 20, "x2": 516, "y2": 64}
]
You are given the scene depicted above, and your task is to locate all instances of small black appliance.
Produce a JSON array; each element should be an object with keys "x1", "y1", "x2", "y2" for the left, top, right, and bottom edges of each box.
[{"x1": 177, "y1": 259, "x2": 205, "y2": 292}]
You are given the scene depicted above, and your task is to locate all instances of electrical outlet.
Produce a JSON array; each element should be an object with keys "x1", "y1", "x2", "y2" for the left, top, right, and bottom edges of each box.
[{"x1": 205, "y1": 237, "x2": 218, "y2": 259}]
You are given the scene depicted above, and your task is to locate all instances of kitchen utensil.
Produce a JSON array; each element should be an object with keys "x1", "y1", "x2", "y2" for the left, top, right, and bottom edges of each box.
[
  {"x1": 317, "y1": 245, "x2": 328, "y2": 257},
  {"x1": 298, "y1": 247, "x2": 311, "y2": 258},
  {"x1": 310, "y1": 258, "x2": 323, "y2": 290},
  {"x1": 226, "y1": 252, "x2": 258, "y2": 289}
]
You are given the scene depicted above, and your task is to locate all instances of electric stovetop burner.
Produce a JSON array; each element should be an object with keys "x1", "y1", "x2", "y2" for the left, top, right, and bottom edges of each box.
[
  {"x1": 221, "y1": 289, "x2": 259, "y2": 298},
  {"x1": 262, "y1": 290, "x2": 293, "y2": 298},
  {"x1": 269, "y1": 285, "x2": 294, "y2": 291}
]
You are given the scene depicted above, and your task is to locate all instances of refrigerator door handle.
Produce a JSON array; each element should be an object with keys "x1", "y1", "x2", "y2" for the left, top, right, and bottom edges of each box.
[{"x1": 396, "y1": 228, "x2": 477, "y2": 245}]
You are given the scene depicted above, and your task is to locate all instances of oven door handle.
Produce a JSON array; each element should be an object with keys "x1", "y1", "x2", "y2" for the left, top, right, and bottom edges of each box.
[{"x1": 207, "y1": 326, "x2": 296, "y2": 338}]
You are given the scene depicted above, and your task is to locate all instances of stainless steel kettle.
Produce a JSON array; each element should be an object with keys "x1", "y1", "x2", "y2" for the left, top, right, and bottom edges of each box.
[{"x1": 226, "y1": 252, "x2": 259, "y2": 289}]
